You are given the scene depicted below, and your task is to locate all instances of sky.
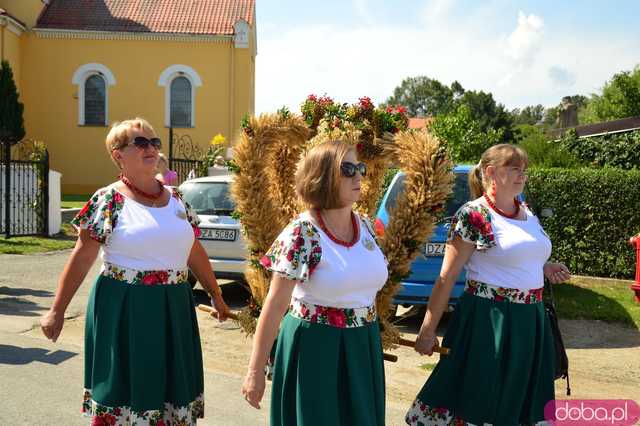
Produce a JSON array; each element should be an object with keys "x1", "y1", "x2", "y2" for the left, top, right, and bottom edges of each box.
[{"x1": 254, "y1": 0, "x2": 640, "y2": 115}]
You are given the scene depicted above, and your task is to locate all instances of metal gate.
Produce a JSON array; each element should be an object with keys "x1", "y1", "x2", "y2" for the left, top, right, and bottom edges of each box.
[
  {"x1": 168, "y1": 128, "x2": 204, "y2": 185},
  {"x1": 0, "y1": 140, "x2": 49, "y2": 237}
]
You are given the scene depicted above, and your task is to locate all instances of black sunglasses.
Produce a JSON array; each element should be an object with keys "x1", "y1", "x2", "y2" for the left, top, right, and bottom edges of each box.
[
  {"x1": 340, "y1": 161, "x2": 366, "y2": 178},
  {"x1": 129, "y1": 136, "x2": 162, "y2": 150}
]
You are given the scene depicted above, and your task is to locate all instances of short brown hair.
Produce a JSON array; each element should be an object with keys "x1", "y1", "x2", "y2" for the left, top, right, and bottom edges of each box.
[
  {"x1": 468, "y1": 144, "x2": 529, "y2": 198},
  {"x1": 296, "y1": 140, "x2": 355, "y2": 209},
  {"x1": 105, "y1": 118, "x2": 156, "y2": 166}
]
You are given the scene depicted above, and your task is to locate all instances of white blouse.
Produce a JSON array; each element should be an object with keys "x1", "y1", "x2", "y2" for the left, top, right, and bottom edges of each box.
[
  {"x1": 448, "y1": 197, "x2": 552, "y2": 290},
  {"x1": 72, "y1": 186, "x2": 200, "y2": 271},
  {"x1": 261, "y1": 211, "x2": 389, "y2": 308}
]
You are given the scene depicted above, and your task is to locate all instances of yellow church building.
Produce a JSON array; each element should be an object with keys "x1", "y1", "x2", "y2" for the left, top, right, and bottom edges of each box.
[{"x1": 0, "y1": 0, "x2": 256, "y2": 193}]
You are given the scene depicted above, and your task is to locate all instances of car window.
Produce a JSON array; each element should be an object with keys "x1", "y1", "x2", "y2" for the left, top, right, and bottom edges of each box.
[
  {"x1": 179, "y1": 182, "x2": 235, "y2": 216},
  {"x1": 385, "y1": 172, "x2": 470, "y2": 221}
]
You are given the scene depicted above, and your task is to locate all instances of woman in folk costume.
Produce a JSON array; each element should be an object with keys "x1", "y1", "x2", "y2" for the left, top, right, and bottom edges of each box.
[
  {"x1": 241, "y1": 140, "x2": 389, "y2": 425},
  {"x1": 406, "y1": 144, "x2": 571, "y2": 426},
  {"x1": 40, "y1": 118, "x2": 231, "y2": 425}
]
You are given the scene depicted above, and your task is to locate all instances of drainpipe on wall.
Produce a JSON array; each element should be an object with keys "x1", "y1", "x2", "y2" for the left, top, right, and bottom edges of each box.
[
  {"x1": 1, "y1": 21, "x2": 5, "y2": 61},
  {"x1": 228, "y1": 38, "x2": 235, "y2": 147}
]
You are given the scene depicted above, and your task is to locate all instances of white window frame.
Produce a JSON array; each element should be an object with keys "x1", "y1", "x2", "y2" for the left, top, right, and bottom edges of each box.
[
  {"x1": 71, "y1": 63, "x2": 116, "y2": 126},
  {"x1": 158, "y1": 65, "x2": 203, "y2": 128}
]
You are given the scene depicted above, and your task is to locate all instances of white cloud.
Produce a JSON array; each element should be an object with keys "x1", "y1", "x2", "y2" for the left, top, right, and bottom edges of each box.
[
  {"x1": 422, "y1": 0, "x2": 454, "y2": 25},
  {"x1": 506, "y1": 12, "x2": 544, "y2": 67},
  {"x1": 255, "y1": 5, "x2": 639, "y2": 114},
  {"x1": 352, "y1": 0, "x2": 375, "y2": 26}
]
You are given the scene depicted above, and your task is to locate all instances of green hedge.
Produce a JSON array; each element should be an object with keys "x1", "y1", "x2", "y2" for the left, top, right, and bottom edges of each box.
[
  {"x1": 526, "y1": 168, "x2": 640, "y2": 279},
  {"x1": 559, "y1": 129, "x2": 640, "y2": 170}
]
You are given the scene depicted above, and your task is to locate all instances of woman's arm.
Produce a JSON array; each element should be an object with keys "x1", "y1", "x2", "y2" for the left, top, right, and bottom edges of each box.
[
  {"x1": 415, "y1": 237, "x2": 475, "y2": 356},
  {"x1": 544, "y1": 262, "x2": 571, "y2": 284},
  {"x1": 241, "y1": 274, "x2": 296, "y2": 409},
  {"x1": 187, "y1": 239, "x2": 231, "y2": 320},
  {"x1": 40, "y1": 230, "x2": 101, "y2": 342}
]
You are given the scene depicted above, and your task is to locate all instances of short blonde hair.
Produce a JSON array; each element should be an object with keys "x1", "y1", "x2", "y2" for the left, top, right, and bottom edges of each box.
[
  {"x1": 296, "y1": 140, "x2": 355, "y2": 209},
  {"x1": 468, "y1": 144, "x2": 529, "y2": 198},
  {"x1": 105, "y1": 117, "x2": 156, "y2": 159}
]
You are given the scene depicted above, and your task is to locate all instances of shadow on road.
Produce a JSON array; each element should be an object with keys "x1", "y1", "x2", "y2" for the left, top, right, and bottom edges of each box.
[
  {"x1": 0, "y1": 297, "x2": 47, "y2": 316},
  {"x1": 0, "y1": 344, "x2": 77, "y2": 365},
  {"x1": 0, "y1": 286, "x2": 53, "y2": 297}
]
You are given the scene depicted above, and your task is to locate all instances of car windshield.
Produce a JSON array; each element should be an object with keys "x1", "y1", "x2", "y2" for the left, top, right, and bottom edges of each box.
[
  {"x1": 385, "y1": 172, "x2": 471, "y2": 221},
  {"x1": 179, "y1": 181, "x2": 235, "y2": 216}
]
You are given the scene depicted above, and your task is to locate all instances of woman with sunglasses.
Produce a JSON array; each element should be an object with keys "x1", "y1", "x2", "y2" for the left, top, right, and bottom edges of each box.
[
  {"x1": 40, "y1": 117, "x2": 231, "y2": 425},
  {"x1": 405, "y1": 144, "x2": 570, "y2": 425},
  {"x1": 241, "y1": 140, "x2": 389, "y2": 425}
]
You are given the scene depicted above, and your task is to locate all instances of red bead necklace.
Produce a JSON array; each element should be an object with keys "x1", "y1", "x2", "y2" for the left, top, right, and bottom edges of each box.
[
  {"x1": 315, "y1": 209, "x2": 359, "y2": 247},
  {"x1": 483, "y1": 193, "x2": 520, "y2": 219},
  {"x1": 119, "y1": 174, "x2": 164, "y2": 200}
]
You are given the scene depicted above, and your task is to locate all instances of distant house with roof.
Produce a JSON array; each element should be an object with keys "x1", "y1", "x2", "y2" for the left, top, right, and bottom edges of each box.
[{"x1": 0, "y1": 0, "x2": 256, "y2": 193}]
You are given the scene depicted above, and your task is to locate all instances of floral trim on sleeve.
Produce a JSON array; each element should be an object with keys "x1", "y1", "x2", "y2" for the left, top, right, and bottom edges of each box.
[
  {"x1": 447, "y1": 201, "x2": 496, "y2": 251},
  {"x1": 259, "y1": 218, "x2": 322, "y2": 283},
  {"x1": 171, "y1": 187, "x2": 201, "y2": 237},
  {"x1": 70, "y1": 187, "x2": 125, "y2": 244}
]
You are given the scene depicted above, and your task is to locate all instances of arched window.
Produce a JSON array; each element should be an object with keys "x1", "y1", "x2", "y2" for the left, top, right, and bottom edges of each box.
[
  {"x1": 84, "y1": 75, "x2": 106, "y2": 126},
  {"x1": 170, "y1": 76, "x2": 192, "y2": 127},
  {"x1": 158, "y1": 65, "x2": 202, "y2": 128},
  {"x1": 72, "y1": 63, "x2": 116, "y2": 126}
]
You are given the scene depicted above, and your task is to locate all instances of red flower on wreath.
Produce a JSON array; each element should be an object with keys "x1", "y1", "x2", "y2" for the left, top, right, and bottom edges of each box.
[
  {"x1": 356, "y1": 142, "x2": 364, "y2": 152},
  {"x1": 358, "y1": 96, "x2": 373, "y2": 110},
  {"x1": 307, "y1": 94, "x2": 318, "y2": 102}
]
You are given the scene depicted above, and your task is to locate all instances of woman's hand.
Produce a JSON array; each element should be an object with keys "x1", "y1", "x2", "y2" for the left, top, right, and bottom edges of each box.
[
  {"x1": 241, "y1": 369, "x2": 266, "y2": 409},
  {"x1": 210, "y1": 293, "x2": 232, "y2": 322},
  {"x1": 414, "y1": 329, "x2": 440, "y2": 356},
  {"x1": 544, "y1": 262, "x2": 571, "y2": 284},
  {"x1": 40, "y1": 309, "x2": 65, "y2": 342}
]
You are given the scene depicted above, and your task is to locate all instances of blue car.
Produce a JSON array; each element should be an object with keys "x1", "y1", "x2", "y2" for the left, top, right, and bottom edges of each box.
[{"x1": 374, "y1": 165, "x2": 473, "y2": 307}]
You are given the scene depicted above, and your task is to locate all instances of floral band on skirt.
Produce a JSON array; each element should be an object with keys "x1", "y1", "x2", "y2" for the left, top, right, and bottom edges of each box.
[
  {"x1": 289, "y1": 298, "x2": 377, "y2": 328},
  {"x1": 101, "y1": 262, "x2": 189, "y2": 286},
  {"x1": 465, "y1": 279, "x2": 544, "y2": 304}
]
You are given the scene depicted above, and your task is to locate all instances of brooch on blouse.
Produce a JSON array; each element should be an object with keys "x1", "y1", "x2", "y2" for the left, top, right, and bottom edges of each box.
[{"x1": 362, "y1": 237, "x2": 375, "y2": 251}]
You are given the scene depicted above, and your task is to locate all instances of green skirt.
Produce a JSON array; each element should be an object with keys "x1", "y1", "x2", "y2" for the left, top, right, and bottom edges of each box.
[
  {"x1": 270, "y1": 310, "x2": 386, "y2": 426},
  {"x1": 406, "y1": 281, "x2": 555, "y2": 426},
  {"x1": 82, "y1": 272, "x2": 204, "y2": 425}
]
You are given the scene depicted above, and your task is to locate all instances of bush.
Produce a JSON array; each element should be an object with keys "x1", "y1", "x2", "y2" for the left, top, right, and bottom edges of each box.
[
  {"x1": 559, "y1": 129, "x2": 640, "y2": 170},
  {"x1": 525, "y1": 168, "x2": 640, "y2": 279},
  {"x1": 516, "y1": 124, "x2": 583, "y2": 168}
]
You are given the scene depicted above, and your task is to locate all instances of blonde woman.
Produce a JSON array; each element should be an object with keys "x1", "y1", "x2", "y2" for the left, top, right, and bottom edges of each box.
[
  {"x1": 40, "y1": 118, "x2": 230, "y2": 425},
  {"x1": 241, "y1": 141, "x2": 389, "y2": 425},
  {"x1": 156, "y1": 152, "x2": 178, "y2": 186},
  {"x1": 406, "y1": 144, "x2": 570, "y2": 425}
]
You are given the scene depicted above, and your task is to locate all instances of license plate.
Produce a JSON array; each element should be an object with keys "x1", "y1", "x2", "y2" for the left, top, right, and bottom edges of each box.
[
  {"x1": 199, "y1": 228, "x2": 237, "y2": 241},
  {"x1": 424, "y1": 243, "x2": 446, "y2": 256}
]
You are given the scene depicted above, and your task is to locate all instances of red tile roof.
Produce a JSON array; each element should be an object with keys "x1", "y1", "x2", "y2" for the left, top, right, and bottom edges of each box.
[
  {"x1": 36, "y1": 0, "x2": 254, "y2": 35},
  {"x1": 408, "y1": 117, "x2": 433, "y2": 129},
  {"x1": 0, "y1": 8, "x2": 27, "y2": 28}
]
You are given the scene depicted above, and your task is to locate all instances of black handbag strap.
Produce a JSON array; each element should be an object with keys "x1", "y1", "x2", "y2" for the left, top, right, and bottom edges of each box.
[{"x1": 544, "y1": 277, "x2": 571, "y2": 396}]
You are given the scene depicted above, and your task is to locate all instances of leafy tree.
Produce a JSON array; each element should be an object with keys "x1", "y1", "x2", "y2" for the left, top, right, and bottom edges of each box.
[
  {"x1": 384, "y1": 76, "x2": 459, "y2": 117},
  {"x1": 457, "y1": 90, "x2": 515, "y2": 143},
  {"x1": 0, "y1": 60, "x2": 25, "y2": 145},
  {"x1": 431, "y1": 104, "x2": 504, "y2": 163},
  {"x1": 580, "y1": 66, "x2": 640, "y2": 123},
  {"x1": 511, "y1": 104, "x2": 545, "y2": 126}
]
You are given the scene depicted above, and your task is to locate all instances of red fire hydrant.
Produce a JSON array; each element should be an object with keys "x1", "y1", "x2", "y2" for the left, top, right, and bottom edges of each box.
[{"x1": 630, "y1": 234, "x2": 640, "y2": 303}]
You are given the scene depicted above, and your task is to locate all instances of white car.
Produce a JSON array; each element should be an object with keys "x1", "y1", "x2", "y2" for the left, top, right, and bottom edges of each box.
[{"x1": 179, "y1": 175, "x2": 248, "y2": 284}]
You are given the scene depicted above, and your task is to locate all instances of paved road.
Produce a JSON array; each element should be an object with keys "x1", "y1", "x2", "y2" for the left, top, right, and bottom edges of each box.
[{"x1": 0, "y1": 251, "x2": 407, "y2": 425}]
